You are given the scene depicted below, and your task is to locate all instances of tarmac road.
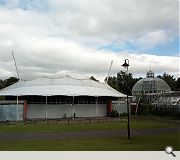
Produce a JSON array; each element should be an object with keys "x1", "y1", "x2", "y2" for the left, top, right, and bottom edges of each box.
[{"x1": 0, "y1": 127, "x2": 179, "y2": 141}]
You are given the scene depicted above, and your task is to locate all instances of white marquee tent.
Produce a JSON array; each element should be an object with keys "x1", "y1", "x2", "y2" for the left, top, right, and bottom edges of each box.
[
  {"x1": 0, "y1": 75, "x2": 126, "y2": 120},
  {"x1": 0, "y1": 75, "x2": 126, "y2": 97}
]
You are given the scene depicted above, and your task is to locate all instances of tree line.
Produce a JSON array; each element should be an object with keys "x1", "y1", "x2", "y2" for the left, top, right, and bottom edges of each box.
[
  {"x1": 0, "y1": 77, "x2": 19, "y2": 90},
  {"x1": 104, "y1": 72, "x2": 180, "y2": 95}
]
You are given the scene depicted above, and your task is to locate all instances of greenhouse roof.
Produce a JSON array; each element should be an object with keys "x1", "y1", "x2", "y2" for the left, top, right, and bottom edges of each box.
[{"x1": 132, "y1": 70, "x2": 171, "y2": 94}]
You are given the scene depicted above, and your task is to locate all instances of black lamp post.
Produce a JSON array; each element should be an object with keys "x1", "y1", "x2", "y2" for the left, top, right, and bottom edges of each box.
[{"x1": 122, "y1": 59, "x2": 131, "y2": 140}]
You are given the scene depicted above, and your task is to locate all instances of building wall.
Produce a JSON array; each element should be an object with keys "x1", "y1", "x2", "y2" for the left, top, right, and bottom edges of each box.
[{"x1": 26, "y1": 104, "x2": 107, "y2": 119}]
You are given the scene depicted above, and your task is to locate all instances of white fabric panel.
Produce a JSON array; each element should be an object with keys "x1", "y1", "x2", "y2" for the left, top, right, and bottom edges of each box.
[
  {"x1": 112, "y1": 101, "x2": 128, "y2": 114},
  {"x1": 74, "y1": 104, "x2": 96, "y2": 117},
  {"x1": 0, "y1": 105, "x2": 23, "y2": 121},
  {"x1": 27, "y1": 104, "x2": 73, "y2": 119},
  {"x1": 0, "y1": 76, "x2": 126, "y2": 97},
  {"x1": 27, "y1": 104, "x2": 45, "y2": 119},
  {"x1": 74, "y1": 104, "x2": 107, "y2": 117},
  {"x1": 97, "y1": 104, "x2": 107, "y2": 116},
  {"x1": 26, "y1": 104, "x2": 107, "y2": 119},
  {"x1": 46, "y1": 104, "x2": 72, "y2": 118}
]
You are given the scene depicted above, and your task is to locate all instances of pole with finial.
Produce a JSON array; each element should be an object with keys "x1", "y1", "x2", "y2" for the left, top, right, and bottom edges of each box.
[
  {"x1": 106, "y1": 60, "x2": 113, "y2": 84},
  {"x1": 11, "y1": 51, "x2": 20, "y2": 80}
]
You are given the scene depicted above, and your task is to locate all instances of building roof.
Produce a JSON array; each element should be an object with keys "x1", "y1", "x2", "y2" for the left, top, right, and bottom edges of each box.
[{"x1": 0, "y1": 75, "x2": 126, "y2": 97}]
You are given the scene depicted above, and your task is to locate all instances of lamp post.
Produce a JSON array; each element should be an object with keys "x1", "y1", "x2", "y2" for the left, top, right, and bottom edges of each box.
[{"x1": 122, "y1": 59, "x2": 131, "y2": 140}]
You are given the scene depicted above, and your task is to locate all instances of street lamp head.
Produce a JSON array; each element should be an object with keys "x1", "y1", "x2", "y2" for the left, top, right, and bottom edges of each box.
[{"x1": 122, "y1": 59, "x2": 129, "y2": 70}]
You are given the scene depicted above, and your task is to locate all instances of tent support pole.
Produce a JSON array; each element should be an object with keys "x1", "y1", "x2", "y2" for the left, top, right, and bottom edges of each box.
[
  {"x1": 72, "y1": 96, "x2": 75, "y2": 118},
  {"x1": 96, "y1": 97, "x2": 98, "y2": 117},
  {"x1": 17, "y1": 96, "x2": 19, "y2": 105},
  {"x1": 45, "y1": 96, "x2": 48, "y2": 122}
]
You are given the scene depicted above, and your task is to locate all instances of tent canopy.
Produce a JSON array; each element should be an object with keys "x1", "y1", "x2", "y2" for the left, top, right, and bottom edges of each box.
[{"x1": 0, "y1": 75, "x2": 126, "y2": 97}]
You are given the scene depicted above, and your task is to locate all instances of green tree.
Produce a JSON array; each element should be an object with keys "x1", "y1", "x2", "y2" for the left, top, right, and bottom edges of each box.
[
  {"x1": 116, "y1": 71, "x2": 140, "y2": 95},
  {"x1": 1, "y1": 77, "x2": 19, "y2": 89},
  {"x1": 105, "y1": 71, "x2": 141, "y2": 95},
  {"x1": 0, "y1": 80, "x2": 4, "y2": 89},
  {"x1": 106, "y1": 76, "x2": 117, "y2": 90},
  {"x1": 90, "y1": 76, "x2": 99, "y2": 82},
  {"x1": 176, "y1": 78, "x2": 180, "y2": 91},
  {"x1": 158, "y1": 73, "x2": 176, "y2": 91}
]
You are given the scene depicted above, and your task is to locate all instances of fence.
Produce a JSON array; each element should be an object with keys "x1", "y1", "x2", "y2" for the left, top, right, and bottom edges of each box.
[
  {"x1": 154, "y1": 104, "x2": 180, "y2": 116},
  {"x1": 0, "y1": 117, "x2": 127, "y2": 125}
]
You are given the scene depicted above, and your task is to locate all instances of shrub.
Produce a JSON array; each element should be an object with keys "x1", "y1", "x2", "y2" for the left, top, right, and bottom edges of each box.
[{"x1": 110, "y1": 110, "x2": 119, "y2": 117}]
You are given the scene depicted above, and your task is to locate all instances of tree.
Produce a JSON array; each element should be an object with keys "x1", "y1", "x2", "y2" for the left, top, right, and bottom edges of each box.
[
  {"x1": 0, "y1": 80, "x2": 4, "y2": 90},
  {"x1": 0, "y1": 77, "x2": 19, "y2": 89},
  {"x1": 106, "y1": 76, "x2": 117, "y2": 90},
  {"x1": 176, "y1": 78, "x2": 180, "y2": 91},
  {"x1": 105, "y1": 71, "x2": 141, "y2": 95},
  {"x1": 90, "y1": 76, "x2": 99, "y2": 82},
  {"x1": 158, "y1": 73, "x2": 176, "y2": 91},
  {"x1": 116, "y1": 71, "x2": 140, "y2": 95}
]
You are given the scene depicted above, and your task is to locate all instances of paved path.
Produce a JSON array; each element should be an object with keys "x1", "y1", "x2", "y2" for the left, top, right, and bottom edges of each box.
[{"x1": 0, "y1": 127, "x2": 179, "y2": 141}]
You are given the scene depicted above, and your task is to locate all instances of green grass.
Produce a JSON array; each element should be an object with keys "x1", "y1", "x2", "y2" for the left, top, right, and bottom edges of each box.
[
  {"x1": 0, "y1": 134, "x2": 179, "y2": 151},
  {"x1": 0, "y1": 117, "x2": 179, "y2": 151},
  {"x1": 0, "y1": 121, "x2": 176, "y2": 133}
]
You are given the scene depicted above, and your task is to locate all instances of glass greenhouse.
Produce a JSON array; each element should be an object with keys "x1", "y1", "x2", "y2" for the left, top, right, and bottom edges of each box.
[{"x1": 132, "y1": 70, "x2": 171, "y2": 102}]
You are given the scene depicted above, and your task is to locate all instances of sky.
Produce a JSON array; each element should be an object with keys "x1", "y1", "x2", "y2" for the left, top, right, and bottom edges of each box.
[{"x1": 0, "y1": 0, "x2": 179, "y2": 82}]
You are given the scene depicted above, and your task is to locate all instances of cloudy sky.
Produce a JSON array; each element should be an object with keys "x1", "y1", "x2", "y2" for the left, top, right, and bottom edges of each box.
[{"x1": 0, "y1": 0, "x2": 179, "y2": 82}]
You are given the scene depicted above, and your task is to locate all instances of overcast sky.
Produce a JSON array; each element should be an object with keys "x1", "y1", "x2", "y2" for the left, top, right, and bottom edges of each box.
[{"x1": 0, "y1": 0, "x2": 179, "y2": 82}]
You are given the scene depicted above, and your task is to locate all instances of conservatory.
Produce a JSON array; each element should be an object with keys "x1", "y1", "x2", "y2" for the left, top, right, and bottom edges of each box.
[{"x1": 132, "y1": 70, "x2": 171, "y2": 103}]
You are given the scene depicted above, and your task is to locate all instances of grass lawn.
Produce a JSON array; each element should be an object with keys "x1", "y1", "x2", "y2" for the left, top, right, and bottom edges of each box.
[
  {"x1": 0, "y1": 116, "x2": 179, "y2": 151},
  {"x1": 0, "y1": 133, "x2": 179, "y2": 151},
  {"x1": 0, "y1": 121, "x2": 176, "y2": 133}
]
